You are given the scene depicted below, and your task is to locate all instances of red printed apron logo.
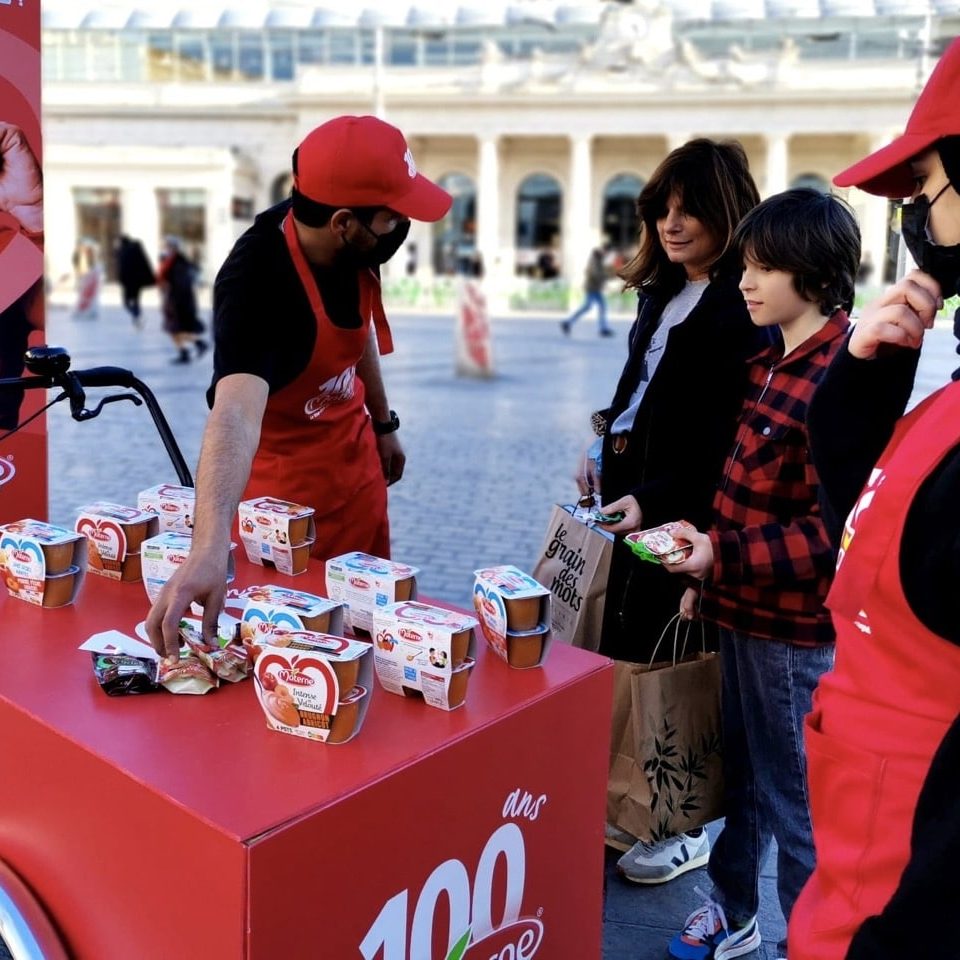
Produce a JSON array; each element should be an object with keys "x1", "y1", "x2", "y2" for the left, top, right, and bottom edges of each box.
[
  {"x1": 0, "y1": 457, "x2": 14, "y2": 488},
  {"x1": 304, "y1": 366, "x2": 356, "y2": 420}
]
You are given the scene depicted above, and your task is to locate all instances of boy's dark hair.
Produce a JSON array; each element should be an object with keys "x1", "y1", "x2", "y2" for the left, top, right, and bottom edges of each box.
[
  {"x1": 620, "y1": 138, "x2": 761, "y2": 296},
  {"x1": 734, "y1": 188, "x2": 861, "y2": 315}
]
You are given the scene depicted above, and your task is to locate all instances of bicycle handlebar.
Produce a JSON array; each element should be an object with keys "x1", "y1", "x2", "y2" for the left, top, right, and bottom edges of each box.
[{"x1": 0, "y1": 349, "x2": 194, "y2": 487}]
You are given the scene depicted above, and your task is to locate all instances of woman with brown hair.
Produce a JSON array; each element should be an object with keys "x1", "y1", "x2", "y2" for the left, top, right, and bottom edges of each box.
[{"x1": 578, "y1": 138, "x2": 768, "y2": 883}]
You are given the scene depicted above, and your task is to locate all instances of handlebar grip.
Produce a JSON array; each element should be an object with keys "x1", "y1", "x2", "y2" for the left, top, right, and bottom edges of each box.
[{"x1": 72, "y1": 366, "x2": 136, "y2": 389}]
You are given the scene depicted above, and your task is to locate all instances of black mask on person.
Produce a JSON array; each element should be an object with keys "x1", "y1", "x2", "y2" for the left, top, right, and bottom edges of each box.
[
  {"x1": 338, "y1": 218, "x2": 411, "y2": 269},
  {"x1": 900, "y1": 183, "x2": 960, "y2": 298}
]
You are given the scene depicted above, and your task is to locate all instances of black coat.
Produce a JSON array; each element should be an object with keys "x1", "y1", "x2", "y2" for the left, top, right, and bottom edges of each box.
[
  {"x1": 116, "y1": 237, "x2": 155, "y2": 292},
  {"x1": 597, "y1": 275, "x2": 770, "y2": 661}
]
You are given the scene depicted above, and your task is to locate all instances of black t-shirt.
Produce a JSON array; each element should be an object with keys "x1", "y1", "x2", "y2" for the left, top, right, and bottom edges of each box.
[{"x1": 207, "y1": 201, "x2": 365, "y2": 407}]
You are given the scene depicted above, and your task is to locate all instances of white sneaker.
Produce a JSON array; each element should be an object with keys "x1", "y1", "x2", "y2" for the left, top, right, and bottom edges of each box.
[
  {"x1": 616, "y1": 828, "x2": 710, "y2": 884},
  {"x1": 668, "y1": 887, "x2": 761, "y2": 960},
  {"x1": 604, "y1": 822, "x2": 637, "y2": 852}
]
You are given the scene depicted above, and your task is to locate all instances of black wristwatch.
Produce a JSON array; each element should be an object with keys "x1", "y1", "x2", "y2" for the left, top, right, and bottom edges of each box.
[{"x1": 371, "y1": 410, "x2": 400, "y2": 435}]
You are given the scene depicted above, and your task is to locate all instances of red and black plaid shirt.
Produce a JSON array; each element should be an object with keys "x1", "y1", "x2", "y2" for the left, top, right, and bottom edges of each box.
[{"x1": 700, "y1": 311, "x2": 849, "y2": 646}]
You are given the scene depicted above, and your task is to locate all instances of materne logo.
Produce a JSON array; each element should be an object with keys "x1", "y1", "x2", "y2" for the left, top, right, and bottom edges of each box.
[
  {"x1": 360, "y1": 791, "x2": 548, "y2": 960},
  {"x1": 0, "y1": 458, "x2": 14, "y2": 488}
]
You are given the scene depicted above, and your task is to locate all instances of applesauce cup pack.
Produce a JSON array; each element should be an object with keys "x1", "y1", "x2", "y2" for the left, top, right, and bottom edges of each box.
[
  {"x1": 140, "y1": 532, "x2": 236, "y2": 604},
  {"x1": 371, "y1": 601, "x2": 478, "y2": 710},
  {"x1": 252, "y1": 630, "x2": 373, "y2": 744},
  {"x1": 0, "y1": 519, "x2": 87, "y2": 608},
  {"x1": 623, "y1": 521, "x2": 695, "y2": 566},
  {"x1": 137, "y1": 483, "x2": 196, "y2": 534},
  {"x1": 237, "y1": 497, "x2": 315, "y2": 576},
  {"x1": 233, "y1": 584, "x2": 345, "y2": 636},
  {"x1": 325, "y1": 552, "x2": 419, "y2": 636},
  {"x1": 76, "y1": 501, "x2": 159, "y2": 582},
  {"x1": 473, "y1": 565, "x2": 553, "y2": 669}
]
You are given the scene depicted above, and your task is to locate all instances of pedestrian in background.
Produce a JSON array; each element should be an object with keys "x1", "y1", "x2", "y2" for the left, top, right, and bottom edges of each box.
[
  {"x1": 158, "y1": 235, "x2": 207, "y2": 364},
  {"x1": 116, "y1": 234, "x2": 155, "y2": 327},
  {"x1": 662, "y1": 189, "x2": 860, "y2": 960},
  {"x1": 72, "y1": 237, "x2": 102, "y2": 320},
  {"x1": 575, "y1": 138, "x2": 766, "y2": 884},
  {"x1": 562, "y1": 244, "x2": 614, "y2": 336}
]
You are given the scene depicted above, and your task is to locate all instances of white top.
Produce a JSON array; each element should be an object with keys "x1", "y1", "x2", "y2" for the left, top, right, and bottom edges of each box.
[{"x1": 611, "y1": 279, "x2": 709, "y2": 435}]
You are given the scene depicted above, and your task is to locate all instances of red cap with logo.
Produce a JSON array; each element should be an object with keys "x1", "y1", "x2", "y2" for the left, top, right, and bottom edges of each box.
[
  {"x1": 293, "y1": 115, "x2": 452, "y2": 221},
  {"x1": 834, "y1": 39, "x2": 960, "y2": 198}
]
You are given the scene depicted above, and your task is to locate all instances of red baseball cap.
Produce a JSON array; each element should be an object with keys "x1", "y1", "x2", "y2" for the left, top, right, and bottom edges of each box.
[
  {"x1": 834, "y1": 39, "x2": 960, "y2": 198},
  {"x1": 294, "y1": 115, "x2": 452, "y2": 222}
]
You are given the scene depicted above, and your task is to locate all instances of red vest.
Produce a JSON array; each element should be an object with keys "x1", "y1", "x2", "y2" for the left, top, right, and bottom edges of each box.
[
  {"x1": 789, "y1": 382, "x2": 960, "y2": 959},
  {"x1": 242, "y1": 215, "x2": 391, "y2": 560}
]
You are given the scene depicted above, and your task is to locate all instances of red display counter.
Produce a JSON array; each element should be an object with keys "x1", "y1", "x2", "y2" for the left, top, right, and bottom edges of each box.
[{"x1": 0, "y1": 560, "x2": 612, "y2": 960}]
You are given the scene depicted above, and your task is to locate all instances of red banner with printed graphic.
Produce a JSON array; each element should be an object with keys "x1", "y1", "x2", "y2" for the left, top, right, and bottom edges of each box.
[{"x1": 0, "y1": 0, "x2": 45, "y2": 518}]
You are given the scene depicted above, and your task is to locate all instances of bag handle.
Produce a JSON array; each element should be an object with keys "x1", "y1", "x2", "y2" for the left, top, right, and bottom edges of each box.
[{"x1": 647, "y1": 610, "x2": 706, "y2": 668}]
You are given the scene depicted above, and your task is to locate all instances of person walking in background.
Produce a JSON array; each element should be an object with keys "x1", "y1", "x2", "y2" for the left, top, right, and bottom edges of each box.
[
  {"x1": 72, "y1": 238, "x2": 102, "y2": 320},
  {"x1": 661, "y1": 189, "x2": 860, "y2": 960},
  {"x1": 574, "y1": 139, "x2": 767, "y2": 883},
  {"x1": 116, "y1": 234, "x2": 155, "y2": 327},
  {"x1": 157, "y1": 235, "x2": 207, "y2": 364},
  {"x1": 788, "y1": 38, "x2": 960, "y2": 960},
  {"x1": 561, "y1": 244, "x2": 614, "y2": 336}
]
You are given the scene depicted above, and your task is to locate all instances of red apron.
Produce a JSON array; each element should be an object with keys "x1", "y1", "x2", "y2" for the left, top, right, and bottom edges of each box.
[
  {"x1": 789, "y1": 382, "x2": 960, "y2": 959},
  {"x1": 242, "y1": 214, "x2": 394, "y2": 561}
]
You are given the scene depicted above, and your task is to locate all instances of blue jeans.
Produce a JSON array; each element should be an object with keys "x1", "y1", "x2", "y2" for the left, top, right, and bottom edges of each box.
[
  {"x1": 566, "y1": 290, "x2": 609, "y2": 331},
  {"x1": 708, "y1": 629, "x2": 834, "y2": 941}
]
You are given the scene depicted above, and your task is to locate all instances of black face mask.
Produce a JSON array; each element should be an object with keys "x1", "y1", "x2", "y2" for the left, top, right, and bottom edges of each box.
[
  {"x1": 337, "y1": 218, "x2": 411, "y2": 269},
  {"x1": 900, "y1": 183, "x2": 960, "y2": 298}
]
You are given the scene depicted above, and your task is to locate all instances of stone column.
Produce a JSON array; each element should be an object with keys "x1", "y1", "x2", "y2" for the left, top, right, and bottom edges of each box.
[
  {"x1": 764, "y1": 133, "x2": 789, "y2": 198},
  {"x1": 563, "y1": 133, "x2": 593, "y2": 300},
  {"x1": 477, "y1": 134, "x2": 501, "y2": 297},
  {"x1": 861, "y1": 131, "x2": 899, "y2": 286}
]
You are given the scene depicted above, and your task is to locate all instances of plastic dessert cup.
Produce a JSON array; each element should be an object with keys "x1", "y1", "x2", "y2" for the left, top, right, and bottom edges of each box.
[
  {"x1": 42, "y1": 566, "x2": 80, "y2": 608},
  {"x1": 504, "y1": 595, "x2": 541, "y2": 632},
  {"x1": 447, "y1": 657, "x2": 476, "y2": 708},
  {"x1": 328, "y1": 685, "x2": 367, "y2": 743},
  {"x1": 329, "y1": 656, "x2": 361, "y2": 693},
  {"x1": 287, "y1": 514, "x2": 312, "y2": 544},
  {"x1": 290, "y1": 540, "x2": 313, "y2": 575},
  {"x1": 394, "y1": 576, "x2": 415, "y2": 601},
  {"x1": 121, "y1": 552, "x2": 142, "y2": 583},
  {"x1": 450, "y1": 627, "x2": 472, "y2": 667},
  {"x1": 300, "y1": 610, "x2": 331, "y2": 633},
  {"x1": 506, "y1": 626, "x2": 548, "y2": 669},
  {"x1": 121, "y1": 519, "x2": 153, "y2": 553},
  {"x1": 40, "y1": 539, "x2": 78, "y2": 576}
]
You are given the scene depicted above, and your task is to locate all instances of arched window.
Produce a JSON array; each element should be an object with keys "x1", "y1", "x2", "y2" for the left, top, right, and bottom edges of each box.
[
  {"x1": 515, "y1": 173, "x2": 562, "y2": 277},
  {"x1": 271, "y1": 172, "x2": 293, "y2": 205},
  {"x1": 602, "y1": 173, "x2": 643, "y2": 255},
  {"x1": 432, "y1": 173, "x2": 477, "y2": 275},
  {"x1": 790, "y1": 173, "x2": 830, "y2": 193}
]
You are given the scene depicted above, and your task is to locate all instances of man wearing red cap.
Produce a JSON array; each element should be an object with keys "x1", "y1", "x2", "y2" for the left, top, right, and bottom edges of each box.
[
  {"x1": 146, "y1": 115, "x2": 451, "y2": 659},
  {"x1": 788, "y1": 39, "x2": 960, "y2": 960}
]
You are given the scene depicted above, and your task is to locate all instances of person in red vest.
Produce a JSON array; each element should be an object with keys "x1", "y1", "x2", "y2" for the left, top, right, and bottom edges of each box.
[
  {"x1": 146, "y1": 116, "x2": 451, "y2": 660},
  {"x1": 789, "y1": 39, "x2": 960, "y2": 960}
]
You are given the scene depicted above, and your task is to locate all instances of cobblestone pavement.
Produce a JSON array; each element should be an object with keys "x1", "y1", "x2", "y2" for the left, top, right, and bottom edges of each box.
[{"x1": 7, "y1": 291, "x2": 954, "y2": 960}]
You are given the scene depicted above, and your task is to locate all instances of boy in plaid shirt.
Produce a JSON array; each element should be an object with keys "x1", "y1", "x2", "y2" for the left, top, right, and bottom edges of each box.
[{"x1": 660, "y1": 189, "x2": 860, "y2": 960}]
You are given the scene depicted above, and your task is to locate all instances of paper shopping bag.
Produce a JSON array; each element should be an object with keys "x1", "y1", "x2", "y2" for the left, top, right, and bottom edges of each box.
[
  {"x1": 608, "y1": 618, "x2": 724, "y2": 841},
  {"x1": 532, "y1": 504, "x2": 613, "y2": 653}
]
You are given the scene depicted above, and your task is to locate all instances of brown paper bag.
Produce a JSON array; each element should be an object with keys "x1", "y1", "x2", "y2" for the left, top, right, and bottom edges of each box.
[
  {"x1": 532, "y1": 504, "x2": 613, "y2": 652},
  {"x1": 607, "y1": 617, "x2": 723, "y2": 842}
]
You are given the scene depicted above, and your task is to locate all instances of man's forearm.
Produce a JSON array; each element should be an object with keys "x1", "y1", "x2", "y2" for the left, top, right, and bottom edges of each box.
[{"x1": 190, "y1": 403, "x2": 262, "y2": 552}]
